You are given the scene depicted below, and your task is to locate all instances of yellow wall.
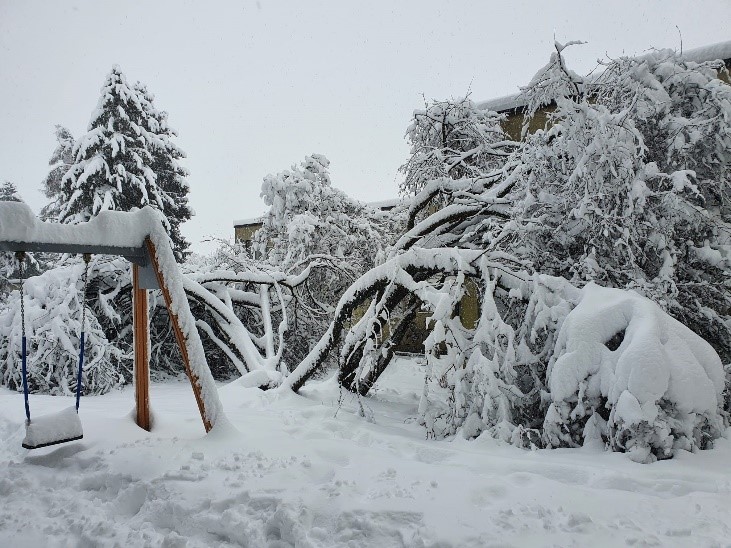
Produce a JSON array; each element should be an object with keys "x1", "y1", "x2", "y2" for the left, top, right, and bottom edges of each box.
[
  {"x1": 720, "y1": 61, "x2": 731, "y2": 84},
  {"x1": 500, "y1": 105, "x2": 557, "y2": 141},
  {"x1": 458, "y1": 277, "x2": 480, "y2": 330},
  {"x1": 234, "y1": 223, "x2": 263, "y2": 243}
]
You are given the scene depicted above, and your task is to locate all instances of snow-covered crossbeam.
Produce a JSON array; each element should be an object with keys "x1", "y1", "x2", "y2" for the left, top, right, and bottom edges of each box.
[
  {"x1": 0, "y1": 202, "x2": 225, "y2": 433},
  {"x1": 0, "y1": 202, "x2": 156, "y2": 264}
]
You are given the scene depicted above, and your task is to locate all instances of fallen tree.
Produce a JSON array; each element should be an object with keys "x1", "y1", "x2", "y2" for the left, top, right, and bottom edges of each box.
[{"x1": 281, "y1": 247, "x2": 725, "y2": 462}]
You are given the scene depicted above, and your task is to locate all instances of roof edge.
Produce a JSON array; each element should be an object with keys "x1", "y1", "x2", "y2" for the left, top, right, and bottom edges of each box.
[{"x1": 477, "y1": 39, "x2": 731, "y2": 114}]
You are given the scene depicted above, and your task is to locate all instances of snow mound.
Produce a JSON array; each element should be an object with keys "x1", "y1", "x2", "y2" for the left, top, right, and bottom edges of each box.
[
  {"x1": 238, "y1": 369, "x2": 283, "y2": 390},
  {"x1": 544, "y1": 283, "x2": 725, "y2": 462}
]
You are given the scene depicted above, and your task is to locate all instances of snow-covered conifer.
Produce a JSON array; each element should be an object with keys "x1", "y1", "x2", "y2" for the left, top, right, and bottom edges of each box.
[
  {"x1": 39, "y1": 126, "x2": 75, "y2": 221},
  {"x1": 59, "y1": 66, "x2": 191, "y2": 260},
  {"x1": 134, "y1": 82, "x2": 193, "y2": 260},
  {"x1": 0, "y1": 183, "x2": 39, "y2": 297},
  {"x1": 0, "y1": 180, "x2": 21, "y2": 202},
  {"x1": 0, "y1": 182, "x2": 22, "y2": 296}
]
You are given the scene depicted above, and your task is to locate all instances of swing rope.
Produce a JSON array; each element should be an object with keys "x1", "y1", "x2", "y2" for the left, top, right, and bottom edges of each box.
[{"x1": 76, "y1": 254, "x2": 91, "y2": 411}]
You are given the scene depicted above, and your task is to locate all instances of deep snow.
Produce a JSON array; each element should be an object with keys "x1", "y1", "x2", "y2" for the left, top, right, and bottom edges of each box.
[{"x1": 1, "y1": 357, "x2": 730, "y2": 547}]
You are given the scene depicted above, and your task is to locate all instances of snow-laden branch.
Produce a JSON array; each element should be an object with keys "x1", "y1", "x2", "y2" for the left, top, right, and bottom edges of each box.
[{"x1": 281, "y1": 248, "x2": 527, "y2": 392}]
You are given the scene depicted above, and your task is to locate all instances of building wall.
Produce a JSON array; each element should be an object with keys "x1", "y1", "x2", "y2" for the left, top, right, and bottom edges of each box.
[
  {"x1": 499, "y1": 59, "x2": 730, "y2": 140},
  {"x1": 234, "y1": 222, "x2": 263, "y2": 244},
  {"x1": 500, "y1": 104, "x2": 557, "y2": 141},
  {"x1": 721, "y1": 60, "x2": 731, "y2": 83}
]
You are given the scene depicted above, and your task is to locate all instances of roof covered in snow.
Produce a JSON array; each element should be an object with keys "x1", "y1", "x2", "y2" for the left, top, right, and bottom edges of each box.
[
  {"x1": 233, "y1": 216, "x2": 265, "y2": 228},
  {"x1": 682, "y1": 40, "x2": 731, "y2": 64},
  {"x1": 233, "y1": 198, "x2": 401, "y2": 227},
  {"x1": 478, "y1": 39, "x2": 731, "y2": 114},
  {"x1": 366, "y1": 198, "x2": 401, "y2": 210}
]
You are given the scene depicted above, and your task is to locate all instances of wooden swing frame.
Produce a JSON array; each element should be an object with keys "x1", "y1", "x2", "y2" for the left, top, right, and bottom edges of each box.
[{"x1": 0, "y1": 237, "x2": 211, "y2": 433}]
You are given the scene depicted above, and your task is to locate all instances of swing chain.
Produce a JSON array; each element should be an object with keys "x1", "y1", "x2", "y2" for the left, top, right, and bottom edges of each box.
[
  {"x1": 15, "y1": 252, "x2": 25, "y2": 340},
  {"x1": 81, "y1": 253, "x2": 91, "y2": 333}
]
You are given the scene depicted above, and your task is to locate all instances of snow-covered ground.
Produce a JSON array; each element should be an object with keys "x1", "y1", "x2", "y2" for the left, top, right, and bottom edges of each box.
[{"x1": 1, "y1": 357, "x2": 730, "y2": 547}]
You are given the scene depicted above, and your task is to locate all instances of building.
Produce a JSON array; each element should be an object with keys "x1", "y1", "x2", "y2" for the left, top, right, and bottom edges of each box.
[
  {"x1": 233, "y1": 216, "x2": 264, "y2": 247},
  {"x1": 233, "y1": 198, "x2": 400, "y2": 248},
  {"x1": 480, "y1": 40, "x2": 731, "y2": 141}
]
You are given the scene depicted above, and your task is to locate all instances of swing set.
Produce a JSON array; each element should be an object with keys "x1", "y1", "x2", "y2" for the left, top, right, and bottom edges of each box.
[
  {"x1": 0, "y1": 204, "x2": 218, "y2": 449},
  {"x1": 14, "y1": 251, "x2": 91, "y2": 448}
]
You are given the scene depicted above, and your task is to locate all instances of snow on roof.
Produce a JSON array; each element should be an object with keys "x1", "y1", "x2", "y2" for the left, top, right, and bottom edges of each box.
[
  {"x1": 233, "y1": 199, "x2": 400, "y2": 227},
  {"x1": 478, "y1": 93, "x2": 526, "y2": 113},
  {"x1": 233, "y1": 216, "x2": 264, "y2": 228},
  {"x1": 682, "y1": 39, "x2": 731, "y2": 64},
  {"x1": 477, "y1": 39, "x2": 731, "y2": 114},
  {"x1": 367, "y1": 198, "x2": 401, "y2": 210}
]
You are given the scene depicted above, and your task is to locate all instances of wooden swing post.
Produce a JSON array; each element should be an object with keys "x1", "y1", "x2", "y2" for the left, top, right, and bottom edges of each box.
[
  {"x1": 145, "y1": 238, "x2": 212, "y2": 432},
  {"x1": 132, "y1": 263, "x2": 151, "y2": 431}
]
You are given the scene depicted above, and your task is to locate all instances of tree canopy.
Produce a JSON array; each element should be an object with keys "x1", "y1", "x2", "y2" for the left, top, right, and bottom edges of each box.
[{"x1": 58, "y1": 65, "x2": 192, "y2": 260}]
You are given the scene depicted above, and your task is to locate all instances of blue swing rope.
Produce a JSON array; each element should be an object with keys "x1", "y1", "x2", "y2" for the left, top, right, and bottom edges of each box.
[
  {"x1": 75, "y1": 254, "x2": 91, "y2": 411},
  {"x1": 17, "y1": 252, "x2": 91, "y2": 420}
]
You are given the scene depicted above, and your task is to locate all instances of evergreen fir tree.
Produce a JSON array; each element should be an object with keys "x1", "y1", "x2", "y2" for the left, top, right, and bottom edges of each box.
[
  {"x1": 0, "y1": 182, "x2": 23, "y2": 286},
  {"x1": 135, "y1": 82, "x2": 193, "y2": 260},
  {"x1": 0, "y1": 180, "x2": 21, "y2": 202},
  {"x1": 59, "y1": 66, "x2": 191, "y2": 260},
  {"x1": 40, "y1": 125, "x2": 75, "y2": 221}
]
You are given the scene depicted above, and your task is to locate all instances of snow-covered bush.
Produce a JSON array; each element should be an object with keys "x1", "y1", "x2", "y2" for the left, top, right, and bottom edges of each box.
[
  {"x1": 0, "y1": 261, "x2": 126, "y2": 395},
  {"x1": 286, "y1": 247, "x2": 726, "y2": 460},
  {"x1": 544, "y1": 283, "x2": 725, "y2": 463},
  {"x1": 437, "y1": 273, "x2": 581, "y2": 446}
]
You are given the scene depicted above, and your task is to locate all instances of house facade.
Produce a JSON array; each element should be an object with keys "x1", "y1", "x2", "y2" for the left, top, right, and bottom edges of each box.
[{"x1": 481, "y1": 40, "x2": 731, "y2": 141}]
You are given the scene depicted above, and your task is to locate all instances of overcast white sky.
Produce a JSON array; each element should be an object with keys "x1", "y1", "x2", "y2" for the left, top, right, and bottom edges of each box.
[{"x1": 1, "y1": 1, "x2": 729, "y2": 253}]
